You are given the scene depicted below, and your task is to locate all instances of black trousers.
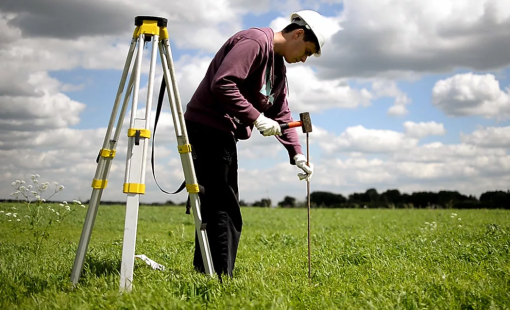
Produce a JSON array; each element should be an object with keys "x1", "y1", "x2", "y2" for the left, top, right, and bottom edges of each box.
[{"x1": 186, "y1": 120, "x2": 242, "y2": 278}]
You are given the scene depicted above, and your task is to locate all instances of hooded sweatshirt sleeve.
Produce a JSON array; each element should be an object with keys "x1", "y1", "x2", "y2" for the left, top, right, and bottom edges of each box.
[
  {"x1": 210, "y1": 38, "x2": 264, "y2": 125},
  {"x1": 265, "y1": 83, "x2": 303, "y2": 165}
]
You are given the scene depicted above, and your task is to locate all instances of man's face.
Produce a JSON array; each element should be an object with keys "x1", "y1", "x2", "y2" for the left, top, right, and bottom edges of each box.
[{"x1": 283, "y1": 29, "x2": 317, "y2": 64}]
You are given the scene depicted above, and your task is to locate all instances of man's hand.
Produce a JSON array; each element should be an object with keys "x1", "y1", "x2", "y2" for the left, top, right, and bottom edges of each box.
[
  {"x1": 254, "y1": 114, "x2": 282, "y2": 136},
  {"x1": 294, "y1": 154, "x2": 314, "y2": 181}
]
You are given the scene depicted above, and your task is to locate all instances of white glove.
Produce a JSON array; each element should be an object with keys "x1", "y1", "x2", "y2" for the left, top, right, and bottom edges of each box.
[
  {"x1": 253, "y1": 114, "x2": 282, "y2": 136},
  {"x1": 294, "y1": 154, "x2": 314, "y2": 181}
]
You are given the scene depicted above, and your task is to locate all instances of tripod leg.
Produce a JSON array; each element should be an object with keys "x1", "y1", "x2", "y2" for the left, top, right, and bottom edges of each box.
[
  {"x1": 119, "y1": 32, "x2": 159, "y2": 291},
  {"x1": 159, "y1": 39, "x2": 215, "y2": 276},
  {"x1": 71, "y1": 37, "x2": 138, "y2": 285}
]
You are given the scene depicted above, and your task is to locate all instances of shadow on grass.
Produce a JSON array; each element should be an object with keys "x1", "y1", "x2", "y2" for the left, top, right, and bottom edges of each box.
[{"x1": 82, "y1": 253, "x2": 121, "y2": 279}]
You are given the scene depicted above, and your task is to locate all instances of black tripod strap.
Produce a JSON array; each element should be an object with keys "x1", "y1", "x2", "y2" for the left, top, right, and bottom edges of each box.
[{"x1": 151, "y1": 77, "x2": 186, "y2": 195}]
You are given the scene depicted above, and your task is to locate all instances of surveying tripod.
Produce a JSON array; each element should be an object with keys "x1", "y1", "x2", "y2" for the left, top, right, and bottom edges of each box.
[{"x1": 70, "y1": 16, "x2": 215, "y2": 291}]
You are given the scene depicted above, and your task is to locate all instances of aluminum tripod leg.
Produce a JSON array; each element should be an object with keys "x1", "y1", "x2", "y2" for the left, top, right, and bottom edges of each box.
[
  {"x1": 118, "y1": 30, "x2": 156, "y2": 291},
  {"x1": 71, "y1": 37, "x2": 138, "y2": 285},
  {"x1": 159, "y1": 40, "x2": 215, "y2": 276}
]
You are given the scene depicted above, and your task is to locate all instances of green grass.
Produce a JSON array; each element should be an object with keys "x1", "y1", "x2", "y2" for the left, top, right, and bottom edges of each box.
[{"x1": 1, "y1": 202, "x2": 509, "y2": 309}]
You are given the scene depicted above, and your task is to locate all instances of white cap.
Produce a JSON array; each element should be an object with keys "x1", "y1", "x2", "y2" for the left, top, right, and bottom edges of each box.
[{"x1": 290, "y1": 10, "x2": 328, "y2": 57}]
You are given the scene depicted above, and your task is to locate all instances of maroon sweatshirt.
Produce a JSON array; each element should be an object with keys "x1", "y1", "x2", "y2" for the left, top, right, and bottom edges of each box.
[{"x1": 184, "y1": 27, "x2": 302, "y2": 163}]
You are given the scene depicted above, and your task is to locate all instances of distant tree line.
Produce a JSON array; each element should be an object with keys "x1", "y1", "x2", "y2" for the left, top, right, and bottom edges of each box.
[{"x1": 304, "y1": 189, "x2": 510, "y2": 209}]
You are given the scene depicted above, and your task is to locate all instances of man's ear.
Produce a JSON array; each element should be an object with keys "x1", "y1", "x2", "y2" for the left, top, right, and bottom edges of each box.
[{"x1": 293, "y1": 28, "x2": 305, "y2": 39}]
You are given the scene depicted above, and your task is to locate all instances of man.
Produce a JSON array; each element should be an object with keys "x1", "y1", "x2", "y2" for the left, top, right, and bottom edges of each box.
[{"x1": 184, "y1": 10, "x2": 329, "y2": 278}]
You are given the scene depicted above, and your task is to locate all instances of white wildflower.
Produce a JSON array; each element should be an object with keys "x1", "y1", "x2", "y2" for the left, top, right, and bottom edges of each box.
[
  {"x1": 41, "y1": 199, "x2": 46, "y2": 202},
  {"x1": 11, "y1": 182, "x2": 16, "y2": 187},
  {"x1": 25, "y1": 215, "x2": 30, "y2": 219},
  {"x1": 17, "y1": 219, "x2": 20, "y2": 222},
  {"x1": 35, "y1": 195, "x2": 41, "y2": 200},
  {"x1": 59, "y1": 204, "x2": 64, "y2": 207},
  {"x1": 65, "y1": 206, "x2": 71, "y2": 211},
  {"x1": 73, "y1": 199, "x2": 81, "y2": 204},
  {"x1": 58, "y1": 185, "x2": 65, "y2": 191},
  {"x1": 35, "y1": 174, "x2": 40, "y2": 178},
  {"x1": 56, "y1": 212, "x2": 60, "y2": 216},
  {"x1": 11, "y1": 207, "x2": 16, "y2": 210},
  {"x1": 12, "y1": 213, "x2": 17, "y2": 218},
  {"x1": 458, "y1": 218, "x2": 461, "y2": 221},
  {"x1": 6, "y1": 213, "x2": 12, "y2": 216},
  {"x1": 21, "y1": 180, "x2": 25, "y2": 184},
  {"x1": 19, "y1": 186, "x2": 26, "y2": 191},
  {"x1": 28, "y1": 185, "x2": 32, "y2": 189},
  {"x1": 63, "y1": 201, "x2": 67, "y2": 204},
  {"x1": 81, "y1": 204, "x2": 85, "y2": 208},
  {"x1": 0, "y1": 211, "x2": 4, "y2": 213}
]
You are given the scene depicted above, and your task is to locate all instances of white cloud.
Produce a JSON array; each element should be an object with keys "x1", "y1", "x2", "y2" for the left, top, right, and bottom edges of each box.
[
  {"x1": 371, "y1": 81, "x2": 411, "y2": 115},
  {"x1": 432, "y1": 73, "x2": 510, "y2": 119},
  {"x1": 318, "y1": 0, "x2": 510, "y2": 79},
  {"x1": 174, "y1": 55, "x2": 213, "y2": 104},
  {"x1": 403, "y1": 121, "x2": 446, "y2": 139},
  {"x1": 286, "y1": 66, "x2": 372, "y2": 112},
  {"x1": 461, "y1": 126, "x2": 510, "y2": 148},
  {"x1": 387, "y1": 105, "x2": 407, "y2": 116},
  {"x1": 238, "y1": 131, "x2": 287, "y2": 159},
  {"x1": 387, "y1": 94, "x2": 410, "y2": 116},
  {"x1": 318, "y1": 125, "x2": 418, "y2": 154},
  {"x1": 392, "y1": 142, "x2": 507, "y2": 163},
  {"x1": 269, "y1": 17, "x2": 291, "y2": 32},
  {"x1": 0, "y1": 128, "x2": 102, "y2": 151},
  {"x1": 0, "y1": 72, "x2": 85, "y2": 132}
]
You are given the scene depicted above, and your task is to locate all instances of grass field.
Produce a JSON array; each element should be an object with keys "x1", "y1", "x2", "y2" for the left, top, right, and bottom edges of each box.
[{"x1": 1, "y1": 202, "x2": 509, "y2": 309}]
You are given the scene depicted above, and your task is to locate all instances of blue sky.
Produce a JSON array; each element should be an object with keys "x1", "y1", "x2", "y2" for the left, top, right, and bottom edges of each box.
[{"x1": 1, "y1": 0, "x2": 510, "y2": 205}]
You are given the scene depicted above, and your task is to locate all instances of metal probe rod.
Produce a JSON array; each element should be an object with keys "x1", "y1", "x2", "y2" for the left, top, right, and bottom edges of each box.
[{"x1": 307, "y1": 132, "x2": 311, "y2": 280}]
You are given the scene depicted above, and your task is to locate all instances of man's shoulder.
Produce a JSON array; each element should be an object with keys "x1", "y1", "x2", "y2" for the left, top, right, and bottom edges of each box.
[{"x1": 236, "y1": 27, "x2": 273, "y2": 47}]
